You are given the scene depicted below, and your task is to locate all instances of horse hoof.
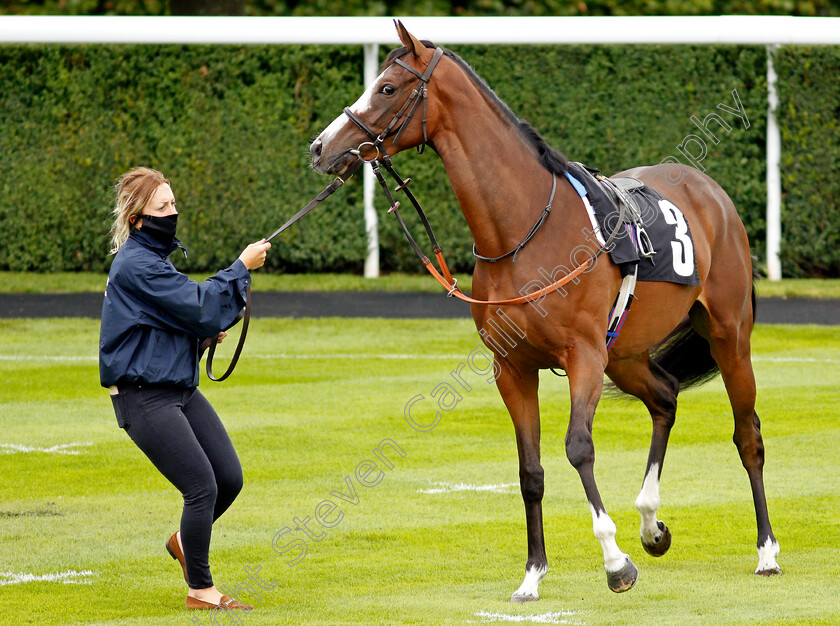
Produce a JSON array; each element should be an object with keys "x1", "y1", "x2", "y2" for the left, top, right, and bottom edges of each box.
[
  {"x1": 755, "y1": 566, "x2": 782, "y2": 577},
  {"x1": 510, "y1": 592, "x2": 539, "y2": 603},
  {"x1": 607, "y1": 557, "x2": 639, "y2": 593},
  {"x1": 510, "y1": 565, "x2": 547, "y2": 603},
  {"x1": 642, "y1": 521, "x2": 672, "y2": 557}
]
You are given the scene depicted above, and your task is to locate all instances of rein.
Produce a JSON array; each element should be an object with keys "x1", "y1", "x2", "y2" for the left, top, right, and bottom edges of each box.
[
  {"x1": 202, "y1": 160, "x2": 362, "y2": 382},
  {"x1": 344, "y1": 47, "x2": 625, "y2": 307},
  {"x1": 373, "y1": 155, "x2": 624, "y2": 307}
]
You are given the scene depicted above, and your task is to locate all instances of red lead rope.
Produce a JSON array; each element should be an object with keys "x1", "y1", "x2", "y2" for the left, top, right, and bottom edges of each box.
[
  {"x1": 373, "y1": 156, "x2": 605, "y2": 307},
  {"x1": 424, "y1": 249, "x2": 593, "y2": 306}
]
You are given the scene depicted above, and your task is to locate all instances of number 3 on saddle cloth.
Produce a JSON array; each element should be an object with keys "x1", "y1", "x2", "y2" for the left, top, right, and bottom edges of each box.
[{"x1": 564, "y1": 161, "x2": 701, "y2": 349}]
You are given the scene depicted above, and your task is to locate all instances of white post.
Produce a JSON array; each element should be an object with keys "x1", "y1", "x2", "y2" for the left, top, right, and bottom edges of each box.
[
  {"x1": 363, "y1": 42, "x2": 380, "y2": 278},
  {"x1": 765, "y1": 44, "x2": 782, "y2": 281}
]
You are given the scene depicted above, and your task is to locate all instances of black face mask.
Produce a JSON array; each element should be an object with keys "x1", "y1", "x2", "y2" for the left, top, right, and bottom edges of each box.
[{"x1": 139, "y1": 214, "x2": 178, "y2": 245}]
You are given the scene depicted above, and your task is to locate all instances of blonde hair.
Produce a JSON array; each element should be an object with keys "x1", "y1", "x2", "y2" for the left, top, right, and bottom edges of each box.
[{"x1": 109, "y1": 167, "x2": 170, "y2": 254}]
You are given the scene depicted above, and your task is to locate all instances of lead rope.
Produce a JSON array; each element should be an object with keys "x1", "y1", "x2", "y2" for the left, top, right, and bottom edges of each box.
[
  {"x1": 203, "y1": 161, "x2": 362, "y2": 382},
  {"x1": 203, "y1": 287, "x2": 251, "y2": 382}
]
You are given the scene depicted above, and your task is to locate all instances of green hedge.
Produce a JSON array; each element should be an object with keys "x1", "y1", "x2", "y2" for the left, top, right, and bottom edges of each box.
[
  {"x1": 776, "y1": 46, "x2": 840, "y2": 277},
  {"x1": 0, "y1": 44, "x2": 368, "y2": 273},
  {"x1": 0, "y1": 42, "x2": 837, "y2": 276}
]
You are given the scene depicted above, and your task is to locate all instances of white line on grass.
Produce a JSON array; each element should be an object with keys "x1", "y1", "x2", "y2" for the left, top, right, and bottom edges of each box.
[
  {"x1": 0, "y1": 570, "x2": 96, "y2": 586},
  {"x1": 420, "y1": 482, "x2": 519, "y2": 494},
  {"x1": 473, "y1": 610, "x2": 585, "y2": 624},
  {"x1": 0, "y1": 442, "x2": 92, "y2": 455},
  {"x1": 249, "y1": 353, "x2": 465, "y2": 360}
]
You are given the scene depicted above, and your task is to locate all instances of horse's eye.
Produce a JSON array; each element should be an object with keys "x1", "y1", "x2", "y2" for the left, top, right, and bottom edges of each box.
[{"x1": 380, "y1": 84, "x2": 396, "y2": 96}]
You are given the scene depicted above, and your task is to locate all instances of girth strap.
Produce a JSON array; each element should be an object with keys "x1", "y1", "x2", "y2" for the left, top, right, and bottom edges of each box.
[{"x1": 605, "y1": 265, "x2": 637, "y2": 350}]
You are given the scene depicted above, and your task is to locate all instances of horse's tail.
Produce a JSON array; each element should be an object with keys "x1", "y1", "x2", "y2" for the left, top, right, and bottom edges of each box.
[
  {"x1": 650, "y1": 317, "x2": 719, "y2": 390},
  {"x1": 652, "y1": 278, "x2": 757, "y2": 391}
]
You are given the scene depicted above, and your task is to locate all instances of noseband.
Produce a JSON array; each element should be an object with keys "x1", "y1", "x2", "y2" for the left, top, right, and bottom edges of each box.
[{"x1": 344, "y1": 47, "x2": 445, "y2": 159}]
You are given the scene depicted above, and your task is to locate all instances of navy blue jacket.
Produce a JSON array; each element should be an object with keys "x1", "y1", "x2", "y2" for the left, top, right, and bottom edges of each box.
[{"x1": 99, "y1": 230, "x2": 251, "y2": 388}]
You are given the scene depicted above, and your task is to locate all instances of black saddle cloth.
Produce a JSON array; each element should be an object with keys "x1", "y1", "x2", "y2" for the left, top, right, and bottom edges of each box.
[{"x1": 566, "y1": 162, "x2": 700, "y2": 287}]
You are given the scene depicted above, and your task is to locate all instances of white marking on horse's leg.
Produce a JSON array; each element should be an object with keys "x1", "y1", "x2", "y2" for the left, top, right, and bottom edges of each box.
[
  {"x1": 590, "y1": 505, "x2": 628, "y2": 573},
  {"x1": 755, "y1": 536, "x2": 781, "y2": 574},
  {"x1": 635, "y1": 463, "x2": 662, "y2": 545},
  {"x1": 318, "y1": 80, "x2": 378, "y2": 145},
  {"x1": 510, "y1": 564, "x2": 547, "y2": 602}
]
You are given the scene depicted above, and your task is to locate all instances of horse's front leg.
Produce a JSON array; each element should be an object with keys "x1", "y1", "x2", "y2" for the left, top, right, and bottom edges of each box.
[
  {"x1": 495, "y1": 362, "x2": 547, "y2": 602},
  {"x1": 567, "y1": 349, "x2": 639, "y2": 593}
]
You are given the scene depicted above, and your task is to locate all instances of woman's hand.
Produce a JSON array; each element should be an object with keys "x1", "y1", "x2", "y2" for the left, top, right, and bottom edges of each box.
[
  {"x1": 216, "y1": 331, "x2": 227, "y2": 344},
  {"x1": 239, "y1": 239, "x2": 271, "y2": 271}
]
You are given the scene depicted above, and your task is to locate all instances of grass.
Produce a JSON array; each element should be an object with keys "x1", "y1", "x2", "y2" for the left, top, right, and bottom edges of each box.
[
  {"x1": 754, "y1": 278, "x2": 840, "y2": 299},
  {"x1": 0, "y1": 318, "x2": 838, "y2": 624},
  {"x1": 0, "y1": 271, "x2": 475, "y2": 294},
  {"x1": 2, "y1": 271, "x2": 840, "y2": 297}
]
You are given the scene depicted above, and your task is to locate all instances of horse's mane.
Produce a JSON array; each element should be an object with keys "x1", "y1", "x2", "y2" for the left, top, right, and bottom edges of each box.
[{"x1": 383, "y1": 43, "x2": 568, "y2": 175}]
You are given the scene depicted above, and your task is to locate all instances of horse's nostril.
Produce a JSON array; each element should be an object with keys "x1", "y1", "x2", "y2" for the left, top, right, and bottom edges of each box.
[{"x1": 311, "y1": 139, "x2": 323, "y2": 162}]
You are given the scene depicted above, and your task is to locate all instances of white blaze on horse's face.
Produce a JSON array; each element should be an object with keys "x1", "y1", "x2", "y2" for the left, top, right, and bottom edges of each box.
[
  {"x1": 313, "y1": 60, "x2": 406, "y2": 176},
  {"x1": 312, "y1": 60, "x2": 418, "y2": 175},
  {"x1": 318, "y1": 79, "x2": 379, "y2": 149}
]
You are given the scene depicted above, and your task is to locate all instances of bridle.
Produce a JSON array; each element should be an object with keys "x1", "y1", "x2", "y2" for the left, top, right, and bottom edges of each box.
[
  {"x1": 343, "y1": 46, "x2": 445, "y2": 161},
  {"x1": 344, "y1": 46, "x2": 624, "y2": 307}
]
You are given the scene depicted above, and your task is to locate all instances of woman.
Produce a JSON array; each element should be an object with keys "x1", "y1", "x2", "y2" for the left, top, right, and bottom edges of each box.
[{"x1": 99, "y1": 167, "x2": 270, "y2": 611}]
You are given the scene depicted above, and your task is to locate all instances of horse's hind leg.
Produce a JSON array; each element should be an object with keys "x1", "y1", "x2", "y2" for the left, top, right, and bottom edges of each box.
[
  {"x1": 694, "y1": 299, "x2": 782, "y2": 575},
  {"x1": 606, "y1": 355, "x2": 680, "y2": 557}
]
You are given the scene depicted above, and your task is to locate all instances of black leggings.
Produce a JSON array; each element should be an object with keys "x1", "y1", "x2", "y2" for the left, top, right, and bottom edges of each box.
[{"x1": 111, "y1": 385, "x2": 242, "y2": 589}]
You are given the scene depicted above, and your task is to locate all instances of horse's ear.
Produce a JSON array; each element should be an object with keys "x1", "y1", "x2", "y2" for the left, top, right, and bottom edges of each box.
[{"x1": 394, "y1": 20, "x2": 427, "y2": 59}]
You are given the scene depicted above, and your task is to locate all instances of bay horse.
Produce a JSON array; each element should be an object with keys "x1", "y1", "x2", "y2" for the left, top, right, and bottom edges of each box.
[{"x1": 310, "y1": 21, "x2": 781, "y2": 601}]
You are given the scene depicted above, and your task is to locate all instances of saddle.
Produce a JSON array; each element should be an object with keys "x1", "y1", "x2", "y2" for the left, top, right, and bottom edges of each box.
[
  {"x1": 567, "y1": 162, "x2": 655, "y2": 265},
  {"x1": 600, "y1": 176, "x2": 657, "y2": 259}
]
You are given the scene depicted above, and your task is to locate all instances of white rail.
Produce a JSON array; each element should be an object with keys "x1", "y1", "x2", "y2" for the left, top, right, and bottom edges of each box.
[
  {"x1": 4, "y1": 16, "x2": 838, "y2": 278},
  {"x1": 1, "y1": 15, "x2": 839, "y2": 45}
]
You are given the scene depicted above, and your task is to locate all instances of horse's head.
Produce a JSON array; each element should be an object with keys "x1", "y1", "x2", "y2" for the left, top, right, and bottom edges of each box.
[{"x1": 310, "y1": 21, "x2": 442, "y2": 176}]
